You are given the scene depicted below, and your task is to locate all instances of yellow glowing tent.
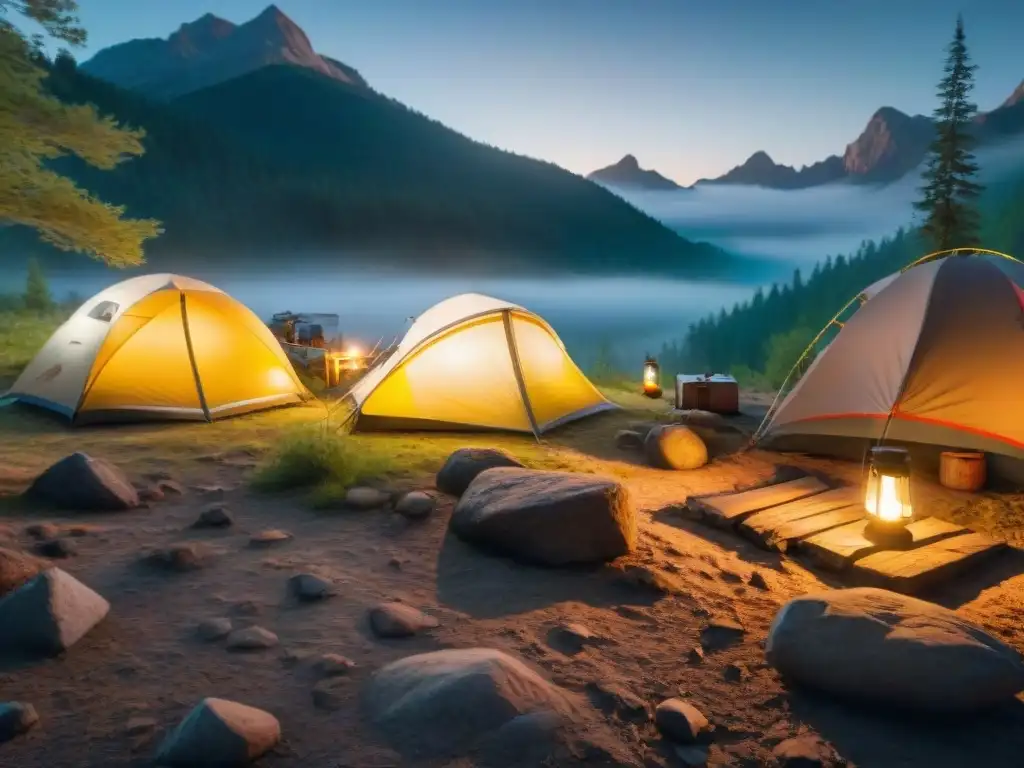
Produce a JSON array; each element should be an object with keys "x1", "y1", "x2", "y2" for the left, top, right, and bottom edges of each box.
[
  {"x1": 347, "y1": 293, "x2": 616, "y2": 435},
  {"x1": 8, "y1": 274, "x2": 309, "y2": 424}
]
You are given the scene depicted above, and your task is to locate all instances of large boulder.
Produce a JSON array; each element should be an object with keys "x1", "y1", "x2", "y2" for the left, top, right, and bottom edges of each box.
[
  {"x1": 26, "y1": 453, "x2": 139, "y2": 511},
  {"x1": 364, "y1": 648, "x2": 579, "y2": 760},
  {"x1": 0, "y1": 567, "x2": 110, "y2": 656},
  {"x1": 436, "y1": 448, "x2": 524, "y2": 497},
  {"x1": 450, "y1": 468, "x2": 636, "y2": 566},
  {"x1": 155, "y1": 698, "x2": 280, "y2": 767},
  {"x1": 766, "y1": 587, "x2": 1024, "y2": 713},
  {"x1": 644, "y1": 425, "x2": 708, "y2": 470}
]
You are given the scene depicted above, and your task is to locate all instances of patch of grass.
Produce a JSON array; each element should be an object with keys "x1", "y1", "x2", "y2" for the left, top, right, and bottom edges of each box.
[
  {"x1": 252, "y1": 425, "x2": 396, "y2": 504},
  {"x1": 0, "y1": 308, "x2": 69, "y2": 388}
]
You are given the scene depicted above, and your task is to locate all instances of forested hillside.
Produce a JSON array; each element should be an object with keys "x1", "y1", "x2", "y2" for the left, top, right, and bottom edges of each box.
[{"x1": 4, "y1": 59, "x2": 731, "y2": 275}]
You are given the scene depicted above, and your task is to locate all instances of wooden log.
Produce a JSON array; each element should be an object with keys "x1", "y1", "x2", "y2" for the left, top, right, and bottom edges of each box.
[
  {"x1": 849, "y1": 532, "x2": 1006, "y2": 594},
  {"x1": 800, "y1": 516, "x2": 968, "y2": 571},
  {"x1": 939, "y1": 451, "x2": 987, "y2": 492},
  {"x1": 738, "y1": 488, "x2": 861, "y2": 546},
  {"x1": 686, "y1": 476, "x2": 828, "y2": 529}
]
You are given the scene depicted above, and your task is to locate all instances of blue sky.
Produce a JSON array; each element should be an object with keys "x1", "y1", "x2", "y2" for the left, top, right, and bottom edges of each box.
[{"x1": 30, "y1": 0, "x2": 1024, "y2": 184}]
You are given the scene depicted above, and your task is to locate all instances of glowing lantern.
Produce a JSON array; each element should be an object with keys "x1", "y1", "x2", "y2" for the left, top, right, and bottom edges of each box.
[
  {"x1": 863, "y1": 446, "x2": 914, "y2": 547},
  {"x1": 642, "y1": 356, "x2": 662, "y2": 398}
]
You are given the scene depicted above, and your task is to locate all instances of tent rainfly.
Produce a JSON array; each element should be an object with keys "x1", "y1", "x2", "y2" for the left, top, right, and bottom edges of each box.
[
  {"x1": 7, "y1": 274, "x2": 309, "y2": 424},
  {"x1": 347, "y1": 293, "x2": 616, "y2": 436},
  {"x1": 755, "y1": 252, "x2": 1024, "y2": 481}
]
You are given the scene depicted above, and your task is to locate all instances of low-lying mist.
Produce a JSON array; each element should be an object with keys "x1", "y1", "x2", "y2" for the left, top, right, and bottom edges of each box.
[{"x1": 613, "y1": 135, "x2": 1024, "y2": 263}]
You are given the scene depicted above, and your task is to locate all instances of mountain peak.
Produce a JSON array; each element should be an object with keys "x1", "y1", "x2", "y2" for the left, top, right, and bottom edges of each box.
[
  {"x1": 587, "y1": 155, "x2": 682, "y2": 191},
  {"x1": 81, "y1": 6, "x2": 368, "y2": 99},
  {"x1": 1002, "y1": 79, "x2": 1024, "y2": 108}
]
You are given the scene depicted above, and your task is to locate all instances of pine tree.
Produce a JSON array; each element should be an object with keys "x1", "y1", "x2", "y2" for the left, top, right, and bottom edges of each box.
[
  {"x1": 1, "y1": 0, "x2": 162, "y2": 266},
  {"x1": 23, "y1": 256, "x2": 53, "y2": 310},
  {"x1": 913, "y1": 15, "x2": 984, "y2": 251}
]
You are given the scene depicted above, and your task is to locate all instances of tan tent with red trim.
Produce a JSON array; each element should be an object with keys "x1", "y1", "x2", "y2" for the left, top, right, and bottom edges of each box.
[{"x1": 756, "y1": 253, "x2": 1024, "y2": 482}]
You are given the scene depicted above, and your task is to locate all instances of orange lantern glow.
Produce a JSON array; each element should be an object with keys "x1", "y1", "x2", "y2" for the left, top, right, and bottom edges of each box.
[
  {"x1": 863, "y1": 446, "x2": 914, "y2": 547},
  {"x1": 642, "y1": 356, "x2": 662, "y2": 398}
]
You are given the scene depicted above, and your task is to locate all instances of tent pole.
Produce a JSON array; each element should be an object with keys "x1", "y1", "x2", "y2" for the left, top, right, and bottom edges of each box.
[{"x1": 502, "y1": 310, "x2": 541, "y2": 441}]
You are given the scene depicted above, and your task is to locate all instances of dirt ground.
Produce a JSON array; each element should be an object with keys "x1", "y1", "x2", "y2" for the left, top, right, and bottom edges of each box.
[{"x1": 1, "y1": 390, "x2": 1023, "y2": 768}]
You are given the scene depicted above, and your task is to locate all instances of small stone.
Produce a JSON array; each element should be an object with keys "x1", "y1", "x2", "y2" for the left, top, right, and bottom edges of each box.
[
  {"x1": 125, "y1": 716, "x2": 157, "y2": 736},
  {"x1": 687, "y1": 646, "x2": 705, "y2": 665},
  {"x1": 249, "y1": 529, "x2": 292, "y2": 547},
  {"x1": 549, "y1": 622, "x2": 602, "y2": 654},
  {"x1": 24, "y1": 523, "x2": 59, "y2": 540},
  {"x1": 192, "y1": 504, "x2": 233, "y2": 529},
  {"x1": 315, "y1": 653, "x2": 355, "y2": 677},
  {"x1": 614, "y1": 430, "x2": 645, "y2": 451},
  {"x1": 288, "y1": 573, "x2": 335, "y2": 602},
  {"x1": 675, "y1": 744, "x2": 710, "y2": 767},
  {"x1": 700, "y1": 618, "x2": 745, "y2": 651},
  {"x1": 226, "y1": 626, "x2": 278, "y2": 651},
  {"x1": 146, "y1": 543, "x2": 211, "y2": 572},
  {"x1": 196, "y1": 617, "x2": 232, "y2": 641},
  {"x1": 772, "y1": 734, "x2": 842, "y2": 767},
  {"x1": 34, "y1": 538, "x2": 76, "y2": 559},
  {"x1": 344, "y1": 487, "x2": 389, "y2": 510},
  {"x1": 387, "y1": 557, "x2": 402, "y2": 569},
  {"x1": 748, "y1": 571, "x2": 770, "y2": 590},
  {"x1": 155, "y1": 697, "x2": 280, "y2": 766},
  {"x1": 368, "y1": 602, "x2": 439, "y2": 638},
  {"x1": 0, "y1": 702, "x2": 39, "y2": 743},
  {"x1": 723, "y1": 662, "x2": 747, "y2": 682},
  {"x1": 718, "y1": 569, "x2": 743, "y2": 583},
  {"x1": 654, "y1": 698, "x2": 710, "y2": 743},
  {"x1": 157, "y1": 479, "x2": 185, "y2": 496},
  {"x1": 136, "y1": 484, "x2": 165, "y2": 503},
  {"x1": 589, "y1": 682, "x2": 649, "y2": 720},
  {"x1": 395, "y1": 491, "x2": 435, "y2": 520},
  {"x1": 311, "y1": 678, "x2": 349, "y2": 710}
]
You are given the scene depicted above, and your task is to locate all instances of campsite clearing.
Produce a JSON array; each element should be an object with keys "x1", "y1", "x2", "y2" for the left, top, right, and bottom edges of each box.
[{"x1": 0, "y1": 389, "x2": 1023, "y2": 767}]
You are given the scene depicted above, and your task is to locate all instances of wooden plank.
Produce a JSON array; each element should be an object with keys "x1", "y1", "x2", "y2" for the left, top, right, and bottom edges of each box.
[
  {"x1": 762, "y1": 504, "x2": 866, "y2": 551},
  {"x1": 738, "y1": 488, "x2": 861, "y2": 545},
  {"x1": 850, "y1": 532, "x2": 1007, "y2": 594},
  {"x1": 687, "y1": 476, "x2": 828, "y2": 529},
  {"x1": 801, "y1": 517, "x2": 968, "y2": 571}
]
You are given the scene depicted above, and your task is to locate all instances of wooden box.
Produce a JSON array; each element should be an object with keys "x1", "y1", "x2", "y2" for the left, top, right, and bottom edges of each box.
[{"x1": 675, "y1": 374, "x2": 740, "y2": 414}]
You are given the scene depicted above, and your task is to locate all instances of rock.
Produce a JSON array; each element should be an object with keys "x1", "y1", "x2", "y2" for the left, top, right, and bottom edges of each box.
[
  {"x1": 0, "y1": 567, "x2": 109, "y2": 656},
  {"x1": 450, "y1": 468, "x2": 636, "y2": 566},
  {"x1": 748, "y1": 571, "x2": 770, "y2": 590},
  {"x1": 344, "y1": 486, "x2": 389, "y2": 510},
  {"x1": 288, "y1": 573, "x2": 335, "y2": 602},
  {"x1": 395, "y1": 491, "x2": 435, "y2": 519},
  {"x1": 587, "y1": 681, "x2": 649, "y2": 720},
  {"x1": 314, "y1": 653, "x2": 355, "y2": 676},
  {"x1": 157, "y1": 479, "x2": 185, "y2": 496},
  {"x1": 476, "y1": 709, "x2": 568, "y2": 767},
  {"x1": 226, "y1": 626, "x2": 278, "y2": 651},
  {"x1": 146, "y1": 543, "x2": 212, "y2": 572},
  {"x1": 364, "y1": 647, "x2": 578, "y2": 758},
  {"x1": 33, "y1": 538, "x2": 76, "y2": 559},
  {"x1": 192, "y1": 504, "x2": 233, "y2": 529},
  {"x1": 654, "y1": 698, "x2": 709, "y2": 743},
  {"x1": 311, "y1": 678, "x2": 349, "y2": 710},
  {"x1": 0, "y1": 702, "x2": 39, "y2": 743},
  {"x1": 24, "y1": 523, "x2": 60, "y2": 540},
  {"x1": 766, "y1": 587, "x2": 1024, "y2": 713},
  {"x1": 369, "y1": 602, "x2": 439, "y2": 638},
  {"x1": 435, "y1": 448, "x2": 525, "y2": 497},
  {"x1": 197, "y1": 617, "x2": 233, "y2": 641},
  {"x1": 687, "y1": 646, "x2": 705, "y2": 665},
  {"x1": 643, "y1": 426, "x2": 708, "y2": 471},
  {"x1": 700, "y1": 618, "x2": 745, "y2": 651},
  {"x1": 614, "y1": 430, "x2": 645, "y2": 451},
  {"x1": 155, "y1": 697, "x2": 280, "y2": 767},
  {"x1": 0, "y1": 547, "x2": 47, "y2": 598},
  {"x1": 125, "y1": 716, "x2": 157, "y2": 736},
  {"x1": 723, "y1": 662, "x2": 747, "y2": 682},
  {"x1": 26, "y1": 452, "x2": 140, "y2": 511},
  {"x1": 249, "y1": 529, "x2": 292, "y2": 547},
  {"x1": 675, "y1": 744, "x2": 710, "y2": 767},
  {"x1": 548, "y1": 622, "x2": 601, "y2": 654},
  {"x1": 772, "y1": 734, "x2": 843, "y2": 767},
  {"x1": 136, "y1": 483, "x2": 165, "y2": 503}
]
